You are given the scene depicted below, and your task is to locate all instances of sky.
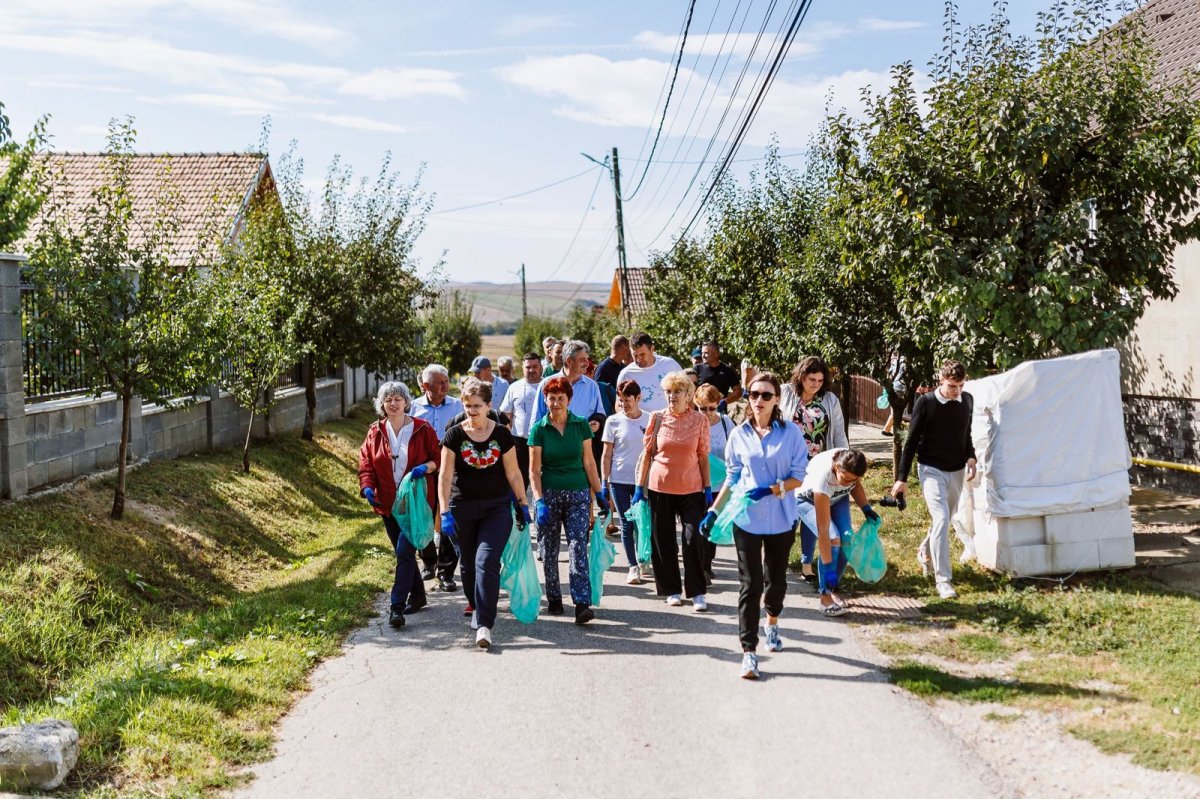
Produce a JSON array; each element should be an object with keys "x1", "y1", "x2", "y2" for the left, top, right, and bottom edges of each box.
[{"x1": 1, "y1": 0, "x2": 1063, "y2": 288}]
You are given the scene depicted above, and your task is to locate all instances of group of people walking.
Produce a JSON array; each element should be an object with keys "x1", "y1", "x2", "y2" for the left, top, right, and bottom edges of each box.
[{"x1": 359, "y1": 333, "x2": 978, "y2": 679}]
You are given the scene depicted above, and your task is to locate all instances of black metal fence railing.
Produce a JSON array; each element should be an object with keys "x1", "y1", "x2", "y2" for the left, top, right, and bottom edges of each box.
[{"x1": 21, "y1": 270, "x2": 98, "y2": 404}]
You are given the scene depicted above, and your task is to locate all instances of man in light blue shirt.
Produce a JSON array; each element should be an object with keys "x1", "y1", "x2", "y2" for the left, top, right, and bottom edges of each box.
[
  {"x1": 532, "y1": 340, "x2": 606, "y2": 426},
  {"x1": 410, "y1": 364, "x2": 465, "y2": 442}
]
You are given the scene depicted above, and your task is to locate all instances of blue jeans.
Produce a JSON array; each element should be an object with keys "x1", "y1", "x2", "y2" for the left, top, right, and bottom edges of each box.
[
  {"x1": 610, "y1": 482, "x2": 640, "y2": 568},
  {"x1": 796, "y1": 494, "x2": 851, "y2": 593},
  {"x1": 381, "y1": 515, "x2": 426, "y2": 610},
  {"x1": 449, "y1": 496, "x2": 512, "y2": 629},
  {"x1": 541, "y1": 488, "x2": 592, "y2": 606}
]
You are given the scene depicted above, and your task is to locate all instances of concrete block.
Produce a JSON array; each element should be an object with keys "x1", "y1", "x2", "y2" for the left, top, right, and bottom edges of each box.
[
  {"x1": 61, "y1": 428, "x2": 84, "y2": 455},
  {"x1": 72, "y1": 448, "x2": 97, "y2": 476},
  {"x1": 1098, "y1": 536, "x2": 1136, "y2": 569},
  {"x1": 995, "y1": 515, "x2": 1045, "y2": 548},
  {"x1": 1000, "y1": 544, "x2": 1051, "y2": 576},
  {"x1": 1045, "y1": 503, "x2": 1132, "y2": 546},
  {"x1": 46, "y1": 456, "x2": 73, "y2": 484},
  {"x1": 1048, "y1": 541, "x2": 1101, "y2": 575},
  {"x1": 26, "y1": 460, "x2": 47, "y2": 490},
  {"x1": 83, "y1": 423, "x2": 115, "y2": 451},
  {"x1": 0, "y1": 364, "x2": 22, "y2": 396},
  {"x1": 97, "y1": 400, "x2": 119, "y2": 424}
]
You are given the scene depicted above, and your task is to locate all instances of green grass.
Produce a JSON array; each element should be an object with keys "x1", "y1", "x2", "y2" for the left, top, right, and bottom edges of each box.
[
  {"x1": 828, "y1": 464, "x2": 1200, "y2": 775},
  {"x1": 0, "y1": 406, "x2": 392, "y2": 797}
]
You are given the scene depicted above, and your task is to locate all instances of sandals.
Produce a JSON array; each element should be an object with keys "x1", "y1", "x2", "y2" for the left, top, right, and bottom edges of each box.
[{"x1": 820, "y1": 597, "x2": 847, "y2": 617}]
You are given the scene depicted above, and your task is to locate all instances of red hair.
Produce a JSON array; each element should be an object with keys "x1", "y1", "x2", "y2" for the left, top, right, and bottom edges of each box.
[{"x1": 541, "y1": 375, "x2": 573, "y2": 400}]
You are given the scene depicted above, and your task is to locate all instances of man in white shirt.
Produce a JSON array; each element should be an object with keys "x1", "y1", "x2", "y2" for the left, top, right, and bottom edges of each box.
[
  {"x1": 616, "y1": 331, "x2": 683, "y2": 412},
  {"x1": 409, "y1": 363, "x2": 464, "y2": 590},
  {"x1": 499, "y1": 352, "x2": 544, "y2": 489},
  {"x1": 469, "y1": 356, "x2": 509, "y2": 412}
]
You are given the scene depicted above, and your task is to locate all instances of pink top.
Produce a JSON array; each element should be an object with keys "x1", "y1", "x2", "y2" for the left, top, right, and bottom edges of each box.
[{"x1": 643, "y1": 409, "x2": 710, "y2": 495}]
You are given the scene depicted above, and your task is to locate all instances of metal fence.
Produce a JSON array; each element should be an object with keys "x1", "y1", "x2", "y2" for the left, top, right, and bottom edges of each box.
[{"x1": 20, "y1": 270, "x2": 98, "y2": 403}]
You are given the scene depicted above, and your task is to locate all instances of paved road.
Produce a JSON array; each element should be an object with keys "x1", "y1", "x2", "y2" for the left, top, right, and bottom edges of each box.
[{"x1": 236, "y1": 543, "x2": 1006, "y2": 799}]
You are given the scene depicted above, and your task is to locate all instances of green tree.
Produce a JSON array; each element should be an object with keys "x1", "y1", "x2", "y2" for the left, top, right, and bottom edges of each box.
[
  {"x1": 208, "y1": 191, "x2": 306, "y2": 473},
  {"x1": 562, "y1": 304, "x2": 625, "y2": 358},
  {"x1": 0, "y1": 100, "x2": 49, "y2": 249},
  {"x1": 423, "y1": 289, "x2": 481, "y2": 375},
  {"x1": 27, "y1": 119, "x2": 219, "y2": 519},
  {"x1": 513, "y1": 315, "x2": 561, "y2": 361}
]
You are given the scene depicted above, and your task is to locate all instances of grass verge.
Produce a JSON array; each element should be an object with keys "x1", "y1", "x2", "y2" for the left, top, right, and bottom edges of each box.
[
  {"x1": 792, "y1": 463, "x2": 1200, "y2": 776},
  {"x1": 1, "y1": 406, "x2": 391, "y2": 797}
]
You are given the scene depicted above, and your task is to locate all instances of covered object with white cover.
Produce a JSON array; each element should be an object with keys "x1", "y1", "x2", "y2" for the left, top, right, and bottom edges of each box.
[{"x1": 959, "y1": 349, "x2": 1135, "y2": 576}]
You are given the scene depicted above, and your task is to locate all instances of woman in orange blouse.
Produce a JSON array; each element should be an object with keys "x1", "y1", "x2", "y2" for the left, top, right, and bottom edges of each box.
[{"x1": 633, "y1": 370, "x2": 713, "y2": 611}]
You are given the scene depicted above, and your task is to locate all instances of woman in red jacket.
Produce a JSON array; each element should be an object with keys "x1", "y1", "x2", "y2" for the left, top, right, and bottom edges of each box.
[{"x1": 359, "y1": 381, "x2": 440, "y2": 629}]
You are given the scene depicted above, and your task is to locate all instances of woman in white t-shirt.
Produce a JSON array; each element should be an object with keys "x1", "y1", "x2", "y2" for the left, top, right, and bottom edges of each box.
[
  {"x1": 795, "y1": 447, "x2": 879, "y2": 616},
  {"x1": 602, "y1": 380, "x2": 650, "y2": 584}
]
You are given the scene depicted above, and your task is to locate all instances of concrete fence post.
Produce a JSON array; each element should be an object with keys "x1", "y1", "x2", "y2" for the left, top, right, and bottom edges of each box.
[{"x1": 0, "y1": 253, "x2": 29, "y2": 498}]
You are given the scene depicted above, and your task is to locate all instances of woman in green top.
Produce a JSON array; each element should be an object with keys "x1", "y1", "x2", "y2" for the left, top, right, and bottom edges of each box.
[{"x1": 529, "y1": 375, "x2": 609, "y2": 624}]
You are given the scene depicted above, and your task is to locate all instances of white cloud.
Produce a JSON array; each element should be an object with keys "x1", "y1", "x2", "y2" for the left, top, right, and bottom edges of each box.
[
  {"x1": 141, "y1": 92, "x2": 280, "y2": 116},
  {"x1": 632, "y1": 18, "x2": 922, "y2": 61},
  {"x1": 861, "y1": 18, "x2": 925, "y2": 33},
  {"x1": 496, "y1": 14, "x2": 573, "y2": 37},
  {"x1": 338, "y1": 68, "x2": 465, "y2": 102},
  {"x1": 310, "y1": 113, "x2": 406, "y2": 134}
]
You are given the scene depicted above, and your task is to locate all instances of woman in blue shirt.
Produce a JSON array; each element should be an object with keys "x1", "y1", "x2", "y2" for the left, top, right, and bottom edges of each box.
[{"x1": 701, "y1": 372, "x2": 809, "y2": 680}]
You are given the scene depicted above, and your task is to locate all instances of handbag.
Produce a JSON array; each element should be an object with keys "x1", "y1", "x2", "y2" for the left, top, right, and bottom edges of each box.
[{"x1": 633, "y1": 410, "x2": 663, "y2": 486}]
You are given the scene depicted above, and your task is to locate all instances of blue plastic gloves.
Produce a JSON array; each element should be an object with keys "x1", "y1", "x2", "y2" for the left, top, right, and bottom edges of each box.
[
  {"x1": 514, "y1": 501, "x2": 531, "y2": 530},
  {"x1": 747, "y1": 485, "x2": 774, "y2": 500},
  {"x1": 440, "y1": 511, "x2": 457, "y2": 541},
  {"x1": 595, "y1": 491, "x2": 609, "y2": 514},
  {"x1": 631, "y1": 486, "x2": 645, "y2": 505},
  {"x1": 411, "y1": 463, "x2": 428, "y2": 479},
  {"x1": 819, "y1": 557, "x2": 839, "y2": 591},
  {"x1": 699, "y1": 510, "x2": 718, "y2": 538},
  {"x1": 861, "y1": 503, "x2": 880, "y2": 523},
  {"x1": 362, "y1": 487, "x2": 379, "y2": 507},
  {"x1": 535, "y1": 499, "x2": 551, "y2": 527},
  {"x1": 703, "y1": 486, "x2": 714, "y2": 507}
]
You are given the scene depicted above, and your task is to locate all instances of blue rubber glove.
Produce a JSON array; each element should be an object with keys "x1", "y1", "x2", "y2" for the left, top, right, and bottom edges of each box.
[
  {"x1": 440, "y1": 511, "x2": 457, "y2": 541},
  {"x1": 535, "y1": 499, "x2": 551, "y2": 527},
  {"x1": 513, "y1": 500, "x2": 531, "y2": 530},
  {"x1": 747, "y1": 486, "x2": 773, "y2": 500},
  {"x1": 595, "y1": 491, "x2": 609, "y2": 514},
  {"x1": 362, "y1": 487, "x2": 379, "y2": 507},
  {"x1": 703, "y1": 486, "x2": 714, "y2": 507},
  {"x1": 699, "y1": 510, "x2": 718, "y2": 539},
  {"x1": 861, "y1": 503, "x2": 880, "y2": 523},
  {"x1": 819, "y1": 557, "x2": 840, "y2": 592},
  {"x1": 411, "y1": 463, "x2": 428, "y2": 479},
  {"x1": 631, "y1": 486, "x2": 645, "y2": 505}
]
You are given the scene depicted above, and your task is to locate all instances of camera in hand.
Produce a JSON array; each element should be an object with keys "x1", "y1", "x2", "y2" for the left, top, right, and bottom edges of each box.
[{"x1": 880, "y1": 494, "x2": 907, "y2": 511}]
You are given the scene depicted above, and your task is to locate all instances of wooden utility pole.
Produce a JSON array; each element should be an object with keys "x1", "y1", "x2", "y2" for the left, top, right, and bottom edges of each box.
[
  {"x1": 520, "y1": 262, "x2": 528, "y2": 321},
  {"x1": 610, "y1": 147, "x2": 633, "y2": 327}
]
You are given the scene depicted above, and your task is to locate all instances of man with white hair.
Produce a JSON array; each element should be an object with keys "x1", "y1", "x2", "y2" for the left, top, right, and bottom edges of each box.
[
  {"x1": 411, "y1": 363, "x2": 463, "y2": 591},
  {"x1": 496, "y1": 355, "x2": 515, "y2": 383},
  {"x1": 532, "y1": 340, "x2": 606, "y2": 425}
]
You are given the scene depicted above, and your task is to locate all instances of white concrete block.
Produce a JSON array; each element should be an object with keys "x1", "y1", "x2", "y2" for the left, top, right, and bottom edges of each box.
[
  {"x1": 1045, "y1": 504, "x2": 1133, "y2": 546},
  {"x1": 1049, "y1": 541, "x2": 1101, "y2": 575},
  {"x1": 1098, "y1": 536, "x2": 1136, "y2": 569},
  {"x1": 1000, "y1": 544, "x2": 1051, "y2": 576},
  {"x1": 996, "y1": 515, "x2": 1045, "y2": 547}
]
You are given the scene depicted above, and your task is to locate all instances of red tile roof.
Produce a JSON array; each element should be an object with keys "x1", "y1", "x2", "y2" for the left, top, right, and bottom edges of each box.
[
  {"x1": 607, "y1": 267, "x2": 652, "y2": 316},
  {"x1": 1126, "y1": 0, "x2": 1200, "y2": 101}
]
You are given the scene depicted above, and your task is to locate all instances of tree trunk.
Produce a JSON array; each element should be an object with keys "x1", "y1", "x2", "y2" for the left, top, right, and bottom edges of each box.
[
  {"x1": 887, "y1": 386, "x2": 905, "y2": 477},
  {"x1": 111, "y1": 390, "x2": 132, "y2": 520},
  {"x1": 302, "y1": 353, "x2": 316, "y2": 441},
  {"x1": 243, "y1": 392, "x2": 259, "y2": 474}
]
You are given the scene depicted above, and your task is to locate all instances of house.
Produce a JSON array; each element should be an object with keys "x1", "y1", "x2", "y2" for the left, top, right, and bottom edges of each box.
[
  {"x1": 1117, "y1": 0, "x2": 1200, "y2": 494},
  {"x1": 606, "y1": 266, "x2": 652, "y2": 321}
]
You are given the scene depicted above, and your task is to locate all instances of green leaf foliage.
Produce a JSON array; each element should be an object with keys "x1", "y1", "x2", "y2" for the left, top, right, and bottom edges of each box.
[
  {"x1": 0, "y1": 99, "x2": 49, "y2": 250},
  {"x1": 422, "y1": 289, "x2": 481, "y2": 375}
]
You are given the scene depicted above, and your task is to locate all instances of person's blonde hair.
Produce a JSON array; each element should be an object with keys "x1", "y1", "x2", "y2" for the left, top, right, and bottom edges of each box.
[
  {"x1": 694, "y1": 384, "x2": 723, "y2": 406},
  {"x1": 660, "y1": 370, "x2": 696, "y2": 396}
]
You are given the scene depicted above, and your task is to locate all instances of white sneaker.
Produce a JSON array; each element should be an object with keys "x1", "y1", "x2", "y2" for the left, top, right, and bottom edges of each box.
[
  {"x1": 476, "y1": 626, "x2": 492, "y2": 649},
  {"x1": 959, "y1": 536, "x2": 977, "y2": 564},
  {"x1": 936, "y1": 583, "x2": 958, "y2": 600},
  {"x1": 764, "y1": 624, "x2": 783, "y2": 652},
  {"x1": 740, "y1": 651, "x2": 760, "y2": 680},
  {"x1": 666, "y1": 594, "x2": 683, "y2": 607},
  {"x1": 639, "y1": 562, "x2": 652, "y2": 578},
  {"x1": 626, "y1": 566, "x2": 642, "y2": 585},
  {"x1": 692, "y1": 594, "x2": 708, "y2": 612}
]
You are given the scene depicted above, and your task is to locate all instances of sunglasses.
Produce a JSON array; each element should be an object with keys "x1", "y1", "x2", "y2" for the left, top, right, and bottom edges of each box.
[
  {"x1": 748, "y1": 390, "x2": 776, "y2": 401},
  {"x1": 697, "y1": 405, "x2": 718, "y2": 412}
]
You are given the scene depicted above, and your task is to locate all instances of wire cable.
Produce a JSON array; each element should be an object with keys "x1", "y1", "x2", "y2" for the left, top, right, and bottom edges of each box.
[
  {"x1": 539, "y1": 160, "x2": 609, "y2": 283},
  {"x1": 430, "y1": 166, "x2": 599, "y2": 215}
]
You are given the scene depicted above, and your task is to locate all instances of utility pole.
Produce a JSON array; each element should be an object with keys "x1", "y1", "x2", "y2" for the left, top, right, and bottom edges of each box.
[
  {"x1": 520, "y1": 262, "x2": 528, "y2": 321},
  {"x1": 582, "y1": 148, "x2": 633, "y2": 327}
]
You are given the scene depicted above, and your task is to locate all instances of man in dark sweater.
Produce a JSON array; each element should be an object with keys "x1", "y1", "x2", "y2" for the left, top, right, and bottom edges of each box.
[{"x1": 891, "y1": 360, "x2": 977, "y2": 599}]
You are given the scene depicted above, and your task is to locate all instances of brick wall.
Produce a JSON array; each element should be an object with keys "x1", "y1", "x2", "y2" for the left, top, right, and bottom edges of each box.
[{"x1": 1123, "y1": 394, "x2": 1200, "y2": 495}]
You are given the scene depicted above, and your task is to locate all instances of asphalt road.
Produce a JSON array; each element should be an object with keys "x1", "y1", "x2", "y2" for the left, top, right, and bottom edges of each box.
[{"x1": 235, "y1": 545, "x2": 1006, "y2": 799}]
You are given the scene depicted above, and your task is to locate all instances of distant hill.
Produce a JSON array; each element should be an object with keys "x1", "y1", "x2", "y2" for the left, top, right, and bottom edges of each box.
[{"x1": 446, "y1": 280, "x2": 611, "y2": 323}]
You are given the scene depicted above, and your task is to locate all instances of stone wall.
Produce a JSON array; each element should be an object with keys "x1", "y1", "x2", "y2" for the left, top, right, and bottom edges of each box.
[{"x1": 1124, "y1": 394, "x2": 1200, "y2": 495}]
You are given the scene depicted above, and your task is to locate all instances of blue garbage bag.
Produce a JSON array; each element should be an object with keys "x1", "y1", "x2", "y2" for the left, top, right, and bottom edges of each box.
[
  {"x1": 391, "y1": 472, "x2": 434, "y2": 550},
  {"x1": 709, "y1": 491, "x2": 754, "y2": 546},
  {"x1": 708, "y1": 454, "x2": 727, "y2": 489},
  {"x1": 589, "y1": 512, "x2": 618, "y2": 605},
  {"x1": 625, "y1": 499, "x2": 653, "y2": 562},
  {"x1": 843, "y1": 517, "x2": 887, "y2": 583},
  {"x1": 500, "y1": 513, "x2": 543, "y2": 623}
]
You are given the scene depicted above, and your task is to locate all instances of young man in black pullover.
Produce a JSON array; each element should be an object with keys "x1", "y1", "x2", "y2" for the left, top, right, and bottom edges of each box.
[{"x1": 890, "y1": 360, "x2": 976, "y2": 599}]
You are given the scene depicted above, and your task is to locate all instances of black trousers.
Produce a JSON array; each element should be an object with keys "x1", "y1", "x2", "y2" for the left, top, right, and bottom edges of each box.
[
  {"x1": 734, "y1": 526, "x2": 795, "y2": 652},
  {"x1": 647, "y1": 488, "x2": 707, "y2": 598},
  {"x1": 421, "y1": 532, "x2": 460, "y2": 580},
  {"x1": 512, "y1": 437, "x2": 531, "y2": 492}
]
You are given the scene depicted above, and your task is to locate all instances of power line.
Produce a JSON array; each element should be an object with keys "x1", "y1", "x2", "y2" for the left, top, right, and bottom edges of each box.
[
  {"x1": 430, "y1": 166, "x2": 599, "y2": 215},
  {"x1": 622, "y1": 0, "x2": 699, "y2": 201},
  {"x1": 539, "y1": 160, "x2": 609, "y2": 283}
]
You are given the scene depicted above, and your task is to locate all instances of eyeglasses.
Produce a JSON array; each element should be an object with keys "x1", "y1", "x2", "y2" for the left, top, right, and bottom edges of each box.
[
  {"x1": 697, "y1": 406, "x2": 718, "y2": 412},
  {"x1": 748, "y1": 390, "x2": 776, "y2": 401}
]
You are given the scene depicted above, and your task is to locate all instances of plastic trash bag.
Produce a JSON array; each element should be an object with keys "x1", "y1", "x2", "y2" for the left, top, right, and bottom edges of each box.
[
  {"x1": 843, "y1": 517, "x2": 887, "y2": 583},
  {"x1": 625, "y1": 499, "x2": 653, "y2": 562},
  {"x1": 708, "y1": 454, "x2": 727, "y2": 489},
  {"x1": 709, "y1": 491, "x2": 754, "y2": 546},
  {"x1": 588, "y1": 513, "x2": 618, "y2": 605},
  {"x1": 500, "y1": 513, "x2": 543, "y2": 623},
  {"x1": 876, "y1": 391, "x2": 890, "y2": 410},
  {"x1": 391, "y1": 472, "x2": 434, "y2": 550}
]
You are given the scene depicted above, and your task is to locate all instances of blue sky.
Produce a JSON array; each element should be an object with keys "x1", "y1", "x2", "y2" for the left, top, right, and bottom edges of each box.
[{"x1": 2, "y1": 0, "x2": 1061, "y2": 286}]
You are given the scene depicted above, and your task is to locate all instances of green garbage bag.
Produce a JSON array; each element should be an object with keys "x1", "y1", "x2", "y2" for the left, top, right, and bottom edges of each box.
[
  {"x1": 500, "y1": 514, "x2": 543, "y2": 623},
  {"x1": 625, "y1": 498, "x2": 653, "y2": 562},
  {"x1": 709, "y1": 491, "x2": 753, "y2": 546},
  {"x1": 589, "y1": 513, "x2": 618, "y2": 605},
  {"x1": 391, "y1": 472, "x2": 434, "y2": 550},
  {"x1": 843, "y1": 517, "x2": 887, "y2": 583},
  {"x1": 708, "y1": 454, "x2": 727, "y2": 489}
]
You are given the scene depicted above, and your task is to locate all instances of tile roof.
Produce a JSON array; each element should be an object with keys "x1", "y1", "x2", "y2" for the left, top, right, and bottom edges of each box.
[
  {"x1": 607, "y1": 266, "x2": 652, "y2": 315},
  {"x1": 15, "y1": 152, "x2": 270, "y2": 266},
  {"x1": 1126, "y1": 0, "x2": 1200, "y2": 101}
]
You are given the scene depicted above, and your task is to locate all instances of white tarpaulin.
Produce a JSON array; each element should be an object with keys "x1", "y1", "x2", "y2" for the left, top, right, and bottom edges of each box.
[{"x1": 965, "y1": 348, "x2": 1131, "y2": 518}]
